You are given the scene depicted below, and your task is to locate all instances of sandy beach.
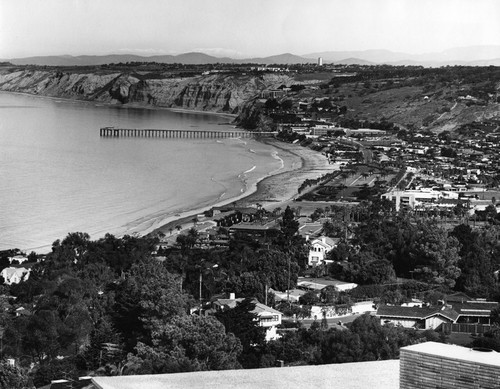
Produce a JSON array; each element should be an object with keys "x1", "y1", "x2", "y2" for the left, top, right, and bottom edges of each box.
[
  {"x1": 237, "y1": 139, "x2": 337, "y2": 209},
  {"x1": 150, "y1": 137, "x2": 338, "y2": 239}
]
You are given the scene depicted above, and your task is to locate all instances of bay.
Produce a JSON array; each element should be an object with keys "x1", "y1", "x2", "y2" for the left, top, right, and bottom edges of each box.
[{"x1": 0, "y1": 92, "x2": 281, "y2": 252}]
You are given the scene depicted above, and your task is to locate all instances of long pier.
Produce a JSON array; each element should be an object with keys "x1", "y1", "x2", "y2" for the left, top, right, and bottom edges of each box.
[{"x1": 100, "y1": 127, "x2": 277, "y2": 139}]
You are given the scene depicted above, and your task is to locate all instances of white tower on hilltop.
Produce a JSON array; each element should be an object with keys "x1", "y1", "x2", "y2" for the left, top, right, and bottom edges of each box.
[{"x1": 318, "y1": 57, "x2": 323, "y2": 66}]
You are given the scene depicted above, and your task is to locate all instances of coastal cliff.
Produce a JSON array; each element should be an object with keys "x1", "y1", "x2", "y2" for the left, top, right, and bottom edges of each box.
[{"x1": 0, "y1": 68, "x2": 292, "y2": 116}]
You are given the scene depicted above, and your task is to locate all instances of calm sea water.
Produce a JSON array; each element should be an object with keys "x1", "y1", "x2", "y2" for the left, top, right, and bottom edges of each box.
[{"x1": 0, "y1": 92, "x2": 281, "y2": 252}]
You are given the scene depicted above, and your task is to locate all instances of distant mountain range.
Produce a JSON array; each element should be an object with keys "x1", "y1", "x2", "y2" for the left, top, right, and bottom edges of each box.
[
  {"x1": 304, "y1": 46, "x2": 500, "y2": 67},
  {"x1": 2, "y1": 45, "x2": 500, "y2": 67}
]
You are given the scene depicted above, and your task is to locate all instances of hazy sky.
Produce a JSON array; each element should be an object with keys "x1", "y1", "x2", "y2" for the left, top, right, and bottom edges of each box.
[{"x1": 1, "y1": 0, "x2": 500, "y2": 58}]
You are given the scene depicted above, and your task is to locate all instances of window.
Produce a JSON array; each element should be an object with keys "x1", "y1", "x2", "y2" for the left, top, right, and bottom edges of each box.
[{"x1": 260, "y1": 315, "x2": 279, "y2": 323}]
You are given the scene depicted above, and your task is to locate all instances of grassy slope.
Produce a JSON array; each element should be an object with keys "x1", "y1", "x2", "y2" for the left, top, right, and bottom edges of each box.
[{"x1": 290, "y1": 71, "x2": 500, "y2": 132}]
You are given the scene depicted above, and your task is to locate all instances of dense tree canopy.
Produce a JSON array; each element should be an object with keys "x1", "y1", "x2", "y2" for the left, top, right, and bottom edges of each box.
[
  {"x1": 126, "y1": 315, "x2": 242, "y2": 374},
  {"x1": 2, "y1": 193, "x2": 500, "y2": 384}
]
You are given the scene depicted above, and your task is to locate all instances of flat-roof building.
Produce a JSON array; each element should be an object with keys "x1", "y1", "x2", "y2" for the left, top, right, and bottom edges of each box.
[
  {"x1": 381, "y1": 189, "x2": 444, "y2": 211},
  {"x1": 400, "y1": 342, "x2": 500, "y2": 388}
]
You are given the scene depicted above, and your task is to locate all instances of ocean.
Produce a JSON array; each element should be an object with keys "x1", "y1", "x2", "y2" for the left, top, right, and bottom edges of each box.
[{"x1": 0, "y1": 92, "x2": 282, "y2": 252}]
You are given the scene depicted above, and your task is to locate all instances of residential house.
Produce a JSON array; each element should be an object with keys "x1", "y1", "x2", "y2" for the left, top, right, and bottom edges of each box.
[
  {"x1": 8, "y1": 255, "x2": 28, "y2": 264},
  {"x1": 376, "y1": 299, "x2": 499, "y2": 330},
  {"x1": 1, "y1": 267, "x2": 30, "y2": 285},
  {"x1": 452, "y1": 300, "x2": 498, "y2": 325},
  {"x1": 376, "y1": 305, "x2": 459, "y2": 330},
  {"x1": 228, "y1": 221, "x2": 280, "y2": 242},
  {"x1": 307, "y1": 236, "x2": 339, "y2": 266},
  {"x1": 297, "y1": 277, "x2": 357, "y2": 292},
  {"x1": 212, "y1": 295, "x2": 283, "y2": 341}
]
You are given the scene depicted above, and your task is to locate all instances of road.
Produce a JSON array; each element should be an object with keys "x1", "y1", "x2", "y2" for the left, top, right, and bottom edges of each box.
[{"x1": 336, "y1": 138, "x2": 372, "y2": 164}]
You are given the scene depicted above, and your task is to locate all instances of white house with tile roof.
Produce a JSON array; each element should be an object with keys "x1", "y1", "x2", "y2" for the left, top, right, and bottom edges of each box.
[
  {"x1": 212, "y1": 296, "x2": 283, "y2": 341},
  {"x1": 307, "y1": 236, "x2": 339, "y2": 266}
]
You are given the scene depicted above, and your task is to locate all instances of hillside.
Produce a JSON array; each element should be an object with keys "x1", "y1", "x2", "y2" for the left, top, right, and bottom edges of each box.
[
  {"x1": 1, "y1": 65, "x2": 499, "y2": 133},
  {"x1": 238, "y1": 66, "x2": 500, "y2": 133},
  {"x1": 337, "y1": 85, "x2": 500, "y2": 132},
  {"x1": 331, "y1": 68, "x2": 500, "y2": 131},
  {"x1": 0, "y1": 67, "x2": 293, "y2": 114}
]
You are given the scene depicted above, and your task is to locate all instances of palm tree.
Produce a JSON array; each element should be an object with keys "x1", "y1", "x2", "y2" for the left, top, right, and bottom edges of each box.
[
  {"x1": 175, "y1": 225, "x2": 182, "y2": 233},
  {"x1": 169, "y1": 227, "x2": 173, "y2": 236}
]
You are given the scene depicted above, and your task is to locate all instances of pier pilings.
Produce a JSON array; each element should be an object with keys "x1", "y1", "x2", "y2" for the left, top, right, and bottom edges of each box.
[{"x1": 99, "y1": 127, "x2": 276, "y2": 139}]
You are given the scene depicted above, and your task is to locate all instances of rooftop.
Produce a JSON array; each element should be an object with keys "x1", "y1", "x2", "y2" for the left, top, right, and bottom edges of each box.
[
  {"x1": 92, "y1": 359, "x2": 399, "y2": 389},
  {"x1": 297, "y1": 277, "x2": 357, "y2": 291},
  {"x1": 310, "y1": 236, "x2": 339, "y2": 248},
  {"x1": 229, "y1": 223, "x2": 277, "y2": 231},
  {"x1": 402, "y1": 342, "x2": 500, "y2": 367},
  {"x1": 213, "y1": 298, "x2": 282, "y2": 316},
  {"x1": 453, "y1": 300, "x2": 498, "y2": 316},
  {"x1": 376, "y1": 305, "x2": 460, "y2": 321}
]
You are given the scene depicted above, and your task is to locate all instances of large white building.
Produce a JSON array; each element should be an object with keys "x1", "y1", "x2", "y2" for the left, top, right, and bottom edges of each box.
[{"x1": 381, "y1": 189, "x2": 455, "y2": 211}]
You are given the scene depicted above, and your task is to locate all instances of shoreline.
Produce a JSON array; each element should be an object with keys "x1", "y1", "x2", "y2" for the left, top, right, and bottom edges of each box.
[
  {"x1": 149, "y1": 138, "x2": 338, "y2": 239},
  {"x1": 0, "y1": 90, "x2": 241, "y2": 253},
  {"x1": 0, "y1": 90, "x2": 238, "y2": 120},
  {"x1": 1, "y1": 90, "x2": 335, "y2": 251},
  {"x1": 143, "y1": 137, "x2": 297, "y2": 238}
]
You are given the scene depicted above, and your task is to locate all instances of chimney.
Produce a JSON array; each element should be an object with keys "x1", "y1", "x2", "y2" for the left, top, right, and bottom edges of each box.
[
  {"x1": 322, "y1": 236, "x2": 326, "y2": 244},
  {"x1": 305, "y1": 234, "x2": 310, "y2": 241},
  {"x1": 229, "y1": 292, "x2": 236, "y2": 300}
]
